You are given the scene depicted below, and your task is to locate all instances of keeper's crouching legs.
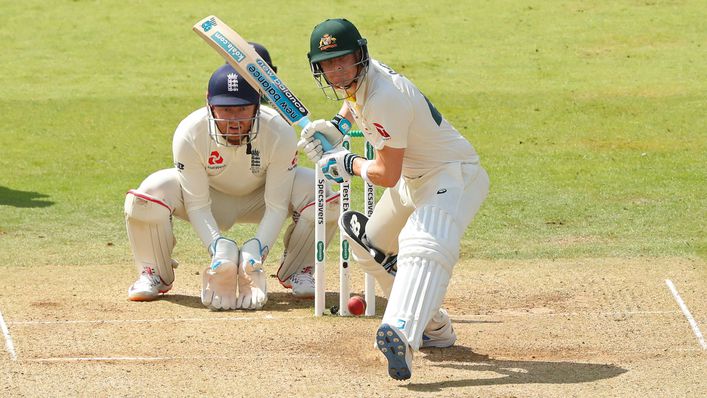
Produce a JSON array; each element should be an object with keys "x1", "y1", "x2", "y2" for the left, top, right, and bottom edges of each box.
[
  {"x1": 277, "y1": 167, "x2": 339, "y2": 298},
  {"x1": 124, "y1": 189, "x2": 178, "y2": 301},
  {"x1": 124, "y1": 169, "x2": 182, "y2": 301}
]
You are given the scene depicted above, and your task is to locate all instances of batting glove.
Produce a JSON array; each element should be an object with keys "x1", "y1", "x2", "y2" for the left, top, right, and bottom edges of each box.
[
  {"x1": 298, "y1": 115, "x2": 352, "y2": 162},
  {"x1": 297, "y1": 137, "x2": 326, "y2": 163},
  {"x1": 320, "y1": 148, "x2": 363, "y2": 184}
]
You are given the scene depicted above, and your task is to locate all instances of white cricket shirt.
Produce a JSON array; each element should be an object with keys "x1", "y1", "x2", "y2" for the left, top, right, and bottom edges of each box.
[
  {"x1": 346, "y1": 59, "x2": 479, "y2": 179},
  {"x1": 172, "y1": 106, "x2": 298, "y2": 249}
]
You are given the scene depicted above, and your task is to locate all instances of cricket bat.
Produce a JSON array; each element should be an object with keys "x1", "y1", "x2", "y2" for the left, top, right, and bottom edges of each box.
[{"x1": 193, "y1": 15, "x2": 337, "y2": 152}]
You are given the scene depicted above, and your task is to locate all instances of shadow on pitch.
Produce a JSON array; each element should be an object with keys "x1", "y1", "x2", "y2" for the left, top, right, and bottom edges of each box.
[
  {"x1": 0, "y1": 186, "x2": 54, "y2": 208},
  {"x1": 452, "y1": 318, "x2": 504, "y2": 324},
  {"x1": 158, "y1": 292, "x2": 389, "y2": 313},
  {"x1": 404, "y1": 346, "x2": 627, "y2": 391},
  {"x1": 266, "y1": 292, "x2": 388, "y2": 314},
  {"x1": 158, "y1": 294, "x2": 203, "y2": 309}
]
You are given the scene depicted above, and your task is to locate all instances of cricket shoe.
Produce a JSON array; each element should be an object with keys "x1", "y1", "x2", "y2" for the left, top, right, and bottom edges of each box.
[
  {"x1": 376, "y1": 323, "x2": 413, "y2": 380},
  {"x1": 281, "y1": 267, "x2": 315, "y2": 298},
  {"x1": 127, "y1": 267, "x2": 172, "y2": 301},
  {"x1": 422, "y1": 322, "x2": 457, "y2": 348}
]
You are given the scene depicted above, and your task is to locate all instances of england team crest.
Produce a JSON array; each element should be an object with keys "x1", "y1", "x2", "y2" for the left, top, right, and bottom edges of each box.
[
  {"x1": 250, "y1": 149, "x2": 261, "y2": 174},
  {"x1": 227, "y1": 73, "x2": 239, "y2": 92}
]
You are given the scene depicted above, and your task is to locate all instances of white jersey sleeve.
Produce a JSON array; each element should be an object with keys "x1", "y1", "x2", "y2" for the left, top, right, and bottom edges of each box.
[
  {"x1": 172, "y1": 109, "x2": 221, "y2": 247},
  {"x1": 361, "y1": 85, "x2": 412, "y2": 150}
]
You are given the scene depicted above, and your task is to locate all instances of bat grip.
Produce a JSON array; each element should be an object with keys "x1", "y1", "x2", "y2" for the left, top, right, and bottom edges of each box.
[
  {"x1": 297, "y1": 116, "x2": 334, "y2": 153},
  {"x1": 313, "y1": 132, "x2": 335, "y2": 153}
]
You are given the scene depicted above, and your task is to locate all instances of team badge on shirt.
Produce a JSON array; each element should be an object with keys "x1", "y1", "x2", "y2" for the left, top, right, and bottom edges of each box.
[{"x1": 250, "y1": 149, "x2": 261, "y2": 174}]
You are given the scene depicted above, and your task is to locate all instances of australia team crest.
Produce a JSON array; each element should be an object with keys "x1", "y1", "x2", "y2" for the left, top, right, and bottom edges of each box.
[{"x1": 319, "y1": 34, "x2": 337, "y2": 51}]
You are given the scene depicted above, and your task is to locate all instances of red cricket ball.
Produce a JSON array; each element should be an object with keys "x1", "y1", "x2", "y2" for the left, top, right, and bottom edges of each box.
[{"x1": 347, "y1": 295, "x2": 367, "y2": 316}]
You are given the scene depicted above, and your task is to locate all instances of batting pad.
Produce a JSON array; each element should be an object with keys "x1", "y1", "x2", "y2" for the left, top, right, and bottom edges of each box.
[
  {"x1": 382, "y1": 205, "x2": 462, "y2": 351},
  {"x1": 277, "y1": 193, "x2": 339, "y2": 282},
  {"x1": 125, "y1": 190, "x2": 176, "y2": 285},
  {"x1": 339, "y1": 210, "x2": 396, "y2": 297}
]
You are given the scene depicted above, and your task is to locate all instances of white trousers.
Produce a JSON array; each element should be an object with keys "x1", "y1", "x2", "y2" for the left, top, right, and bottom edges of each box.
[
  {"x1": 367, "y1": 162, "x2": 489, "y2": 254},
  {"x1": 136, "y1": 167, "x2": 319, "y2": 232},
  {"x1": 368, "y1": 161, "x2": 489, "y2": 350}
]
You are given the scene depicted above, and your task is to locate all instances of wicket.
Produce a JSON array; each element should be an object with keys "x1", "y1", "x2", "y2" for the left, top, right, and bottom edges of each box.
[{"x1": 314, "y1": 131, "x2": 376, "y2": 317}]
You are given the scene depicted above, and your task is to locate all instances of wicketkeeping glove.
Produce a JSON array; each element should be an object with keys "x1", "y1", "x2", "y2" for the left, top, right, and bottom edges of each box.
[
  {"x1": 236, "y1": 238, "x2": 269, "y2": 310},
  {"x1": 201, "y1": 237, "x2": 239, "y2": 311},
  {"x1": 240, "y1": 238, "x2": 268, "y2": 272},
  {"x1": 237, "y1": 266, "x2": 268, "y2": 310}
]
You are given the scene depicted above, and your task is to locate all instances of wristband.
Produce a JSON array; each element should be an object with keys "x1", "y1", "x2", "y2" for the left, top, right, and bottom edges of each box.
[
  {"x1": 360, "y1": 160, "x2": 373, "y2": 185},
  {"x1": 331, "y1": 114, "x2": 352, "y2": 135},
  {"x1": 343, "y1": 153, "x2": 363, "y2": 176}
]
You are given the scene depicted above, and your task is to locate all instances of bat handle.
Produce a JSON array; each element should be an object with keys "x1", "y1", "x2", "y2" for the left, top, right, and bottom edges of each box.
[
  {"x1": 297, "y1": 116, "x2": 334, "y2": 153},
  {"x1": 313, "y1": 132, "x2": 335, "y2": 153}
]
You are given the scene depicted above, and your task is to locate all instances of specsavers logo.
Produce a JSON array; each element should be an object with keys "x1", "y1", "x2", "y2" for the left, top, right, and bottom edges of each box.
[{"x1": 319, "y1": 34, "x2": 337, "y2": 51}]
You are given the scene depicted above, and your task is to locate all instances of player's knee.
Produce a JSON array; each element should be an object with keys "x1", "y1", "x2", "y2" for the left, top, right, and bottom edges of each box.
[
  {"x1": 125, "y1": 189, "x2": 172, "y2": 224},
  {"x1": 398, "y1": 205, "x2": 461, "y2": 272},
  {"x1": 291, "y1": 167, "x2": 339, "y2": 216},
  {"x1": 340, "y1": 211, "x2": 397, "y2": 273},
  {"x1": 135, "y1": 168, "x2": 181, "y2": 201},
  {"x1": 296, "y1": 191, "x2": 339, "y2": 224}
]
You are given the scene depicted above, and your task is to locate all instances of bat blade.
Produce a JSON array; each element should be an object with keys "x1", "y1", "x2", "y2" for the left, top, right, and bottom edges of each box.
[{"x1": 193, "y1": 16, "x2": 311, "y2": 127}]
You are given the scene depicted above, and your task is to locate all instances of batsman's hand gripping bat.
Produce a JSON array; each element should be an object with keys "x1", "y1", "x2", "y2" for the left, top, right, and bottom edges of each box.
[{"x1": 193, "y1": 16, "x2": 334, "y2": 152}]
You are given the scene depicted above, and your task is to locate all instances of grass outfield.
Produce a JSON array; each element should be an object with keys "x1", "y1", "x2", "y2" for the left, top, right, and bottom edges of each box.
[{"x1": 0, "y1": 0, "x2": 704, "y2": 267}]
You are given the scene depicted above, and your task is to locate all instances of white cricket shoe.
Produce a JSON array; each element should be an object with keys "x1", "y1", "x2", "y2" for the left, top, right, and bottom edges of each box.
[
  {"x1": 376, "y1": 323, "x2": 413, "y2": 380},
  {"x1": 285, "y1": 267, "x2": 315, "y2": 298},
  {"x1": 422, "y1": 322, "x2": 457, "y2": 348},
  {"x1": 127, "y1": 267, "x2": 172, "y2": 301}
]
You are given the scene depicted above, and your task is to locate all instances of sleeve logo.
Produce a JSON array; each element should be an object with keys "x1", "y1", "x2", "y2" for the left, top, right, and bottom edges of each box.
[
  {"x1": 288, "y1": 151, "x2": 298, "y2": 171},
  {"x1": 372, "y1": 122, "x2": 390, "y2": 139}
]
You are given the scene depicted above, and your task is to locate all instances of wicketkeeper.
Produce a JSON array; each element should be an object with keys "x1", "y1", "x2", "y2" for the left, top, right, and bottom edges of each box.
[
  {"x1": 124, "y1": 44, "x2": 339, "y2": 310},
  {"x1": 299, "y1": 19, "x2": 489, "y2": 380}
]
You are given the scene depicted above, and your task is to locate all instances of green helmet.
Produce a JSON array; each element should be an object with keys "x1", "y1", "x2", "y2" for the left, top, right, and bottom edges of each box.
[
  {"x1": 308, "y1": 18, "x2": 369, "y2": 100},
  {"x1": 308, "y1": 18, "x2": 368, "y2": 64}
]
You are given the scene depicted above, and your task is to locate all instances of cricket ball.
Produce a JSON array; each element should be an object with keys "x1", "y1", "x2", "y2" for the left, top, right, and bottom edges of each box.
[{"x1": 347, "y1": 295, "x2": 366, "y2": 316}]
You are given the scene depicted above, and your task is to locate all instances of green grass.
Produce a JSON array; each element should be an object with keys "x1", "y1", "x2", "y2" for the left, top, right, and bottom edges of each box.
[{"x1": 0, "y1": 0, "x2": 705, "y2": 267}]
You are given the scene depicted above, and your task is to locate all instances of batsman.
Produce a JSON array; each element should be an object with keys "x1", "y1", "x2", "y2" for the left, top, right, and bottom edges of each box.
[
  {"x1": 124, "y1": 43, "x2": 339, "y2": 310},
  {"x1": 299, "y1": 19, "x2": 489, "y2": 380}
]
